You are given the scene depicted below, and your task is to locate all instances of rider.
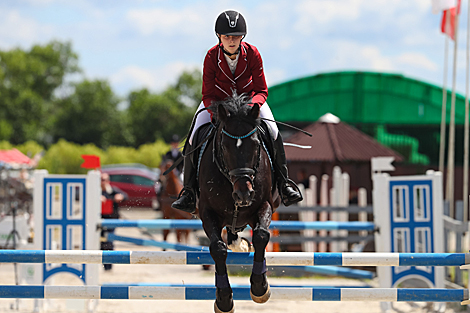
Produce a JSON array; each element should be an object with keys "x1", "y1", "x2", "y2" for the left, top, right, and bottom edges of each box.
[
  {"x1": 163, "y1": 134, "x2": 183, "y2": 176},
  {"x1": 171, "y1": 10, "x2": 302, "y2": 214}
]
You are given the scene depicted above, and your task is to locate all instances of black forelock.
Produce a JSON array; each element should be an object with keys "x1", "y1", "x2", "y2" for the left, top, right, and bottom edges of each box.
[{"x1": 209, "y1": 92, "x2": 260, "y2": 126}]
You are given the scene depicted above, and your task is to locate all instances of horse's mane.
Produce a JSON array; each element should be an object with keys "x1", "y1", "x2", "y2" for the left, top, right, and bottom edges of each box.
[{"x1": 209, "y1": 92, "x2": 260, "y2": 127}]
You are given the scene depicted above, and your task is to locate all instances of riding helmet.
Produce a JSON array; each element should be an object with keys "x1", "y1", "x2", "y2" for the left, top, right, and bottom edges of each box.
[
  {"x1": 171, "y1": 134, "x2": 180, "y2": 143},
  {"x1": 215, "y1": 10, "x2": 247, "y2": 36}
]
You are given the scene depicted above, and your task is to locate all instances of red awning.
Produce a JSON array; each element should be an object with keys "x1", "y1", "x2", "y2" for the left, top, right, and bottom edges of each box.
[{"x1": 0, "y1": 148, "x2": 32, "y2": 165}]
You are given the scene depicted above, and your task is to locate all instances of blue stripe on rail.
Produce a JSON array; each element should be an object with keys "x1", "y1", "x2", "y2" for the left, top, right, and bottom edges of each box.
[
  {"x1": 397, "y1": 289, "x2": 466, "y2": 302},
  {"x1": 313, "y1": 288, "x2": 341, "y2": 301},
  {"x1": 102, "y1": 251, "x2": 130, "y2": 264},
  {"x1": 185, "y1": 287, "x2": 215, "y2": 300},
  {"x1": 101, "y1": 286, "x2": 128, "y2": 299},
  {"x1": 314, "y1": 253, "x2": 342, "y2": 266},
  {"x1": 399, "y1": 253, "x2": 467, "y2": 266},
  {"x1": 295, "y1": 265, "x2": 374, "y2": 280},
  {"x1": 187, "y1": 252, "x2": 256, "y2": 265},
  {"x1": 186, "y1": 251, "x2": 217, "y2": 264},
  {"x1": 0, "y1": 286, "x2": 44, "y2": 299},
  {"x1": 0, "y1": 250, "x2": 45, "y2": 263},
  {"x1": 108, "y1": 234, "x2": 208, "y2": 252}
]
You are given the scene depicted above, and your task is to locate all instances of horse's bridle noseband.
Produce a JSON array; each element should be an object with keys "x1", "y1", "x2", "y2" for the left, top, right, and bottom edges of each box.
[{"x1": 214, "y1": 125, "x2": 261, "y2": 188}]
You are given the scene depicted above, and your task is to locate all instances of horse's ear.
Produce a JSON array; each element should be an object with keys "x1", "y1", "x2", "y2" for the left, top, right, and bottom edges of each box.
[
  {"x1": 250, "y1": 104, "x2": 260, "y2": 119},
  {"x1": 217, "y1": 104, "x2": 229, "y2": 123}
]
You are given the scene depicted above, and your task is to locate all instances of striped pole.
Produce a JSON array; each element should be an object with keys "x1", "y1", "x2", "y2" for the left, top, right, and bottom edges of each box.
[
  {"x1": 0, "y1": 250, "x2": 468, "y2": 267},
  {"x1": 100, "y1": 219, "x2": 376, "y2": 231},
  {"x1": 101, "y1": 283, "x2": 373, "y2": 288},
  {"x1": 0, "y1": 286, "x2": 466, "y2": 302}
]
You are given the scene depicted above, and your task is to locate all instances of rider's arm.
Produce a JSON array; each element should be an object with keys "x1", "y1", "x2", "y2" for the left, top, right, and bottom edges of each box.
[
  {"x1": 249, "y1": 46, "x2": 268, "y2": 108},
  {"x1": 202, "y1": 50, "x2": 218, "y2": 109}
]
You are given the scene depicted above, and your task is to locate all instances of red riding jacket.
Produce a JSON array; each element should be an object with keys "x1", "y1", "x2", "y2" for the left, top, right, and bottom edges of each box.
[{"x1": 202, "y1": 42, "x2": 268, "y2": 110}]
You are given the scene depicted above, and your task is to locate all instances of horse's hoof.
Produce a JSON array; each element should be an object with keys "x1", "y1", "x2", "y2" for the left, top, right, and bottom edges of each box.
[
  {"x1": 250, "y1": 285, "x2": 270, "y2": 303},
  {"x1": 214, "y1": 301, "x2": 234, "y2": 313},
  {"x1": 215, "y1": 287, "x2": 233, "y2": 313}
]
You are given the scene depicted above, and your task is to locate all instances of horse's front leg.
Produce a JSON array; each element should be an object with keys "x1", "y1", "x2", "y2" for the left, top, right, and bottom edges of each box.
[
  {"x1": 250, "y1": 201, "x2": 272, "y2": 303},
  {"x1": 201, "y1": 209, "x2": 234, "y2": 313}
]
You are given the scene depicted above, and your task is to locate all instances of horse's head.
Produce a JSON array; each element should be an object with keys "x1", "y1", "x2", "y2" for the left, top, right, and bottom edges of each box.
[{"x1": 213, "y1": 94, "x2": 261, "y2": 207}]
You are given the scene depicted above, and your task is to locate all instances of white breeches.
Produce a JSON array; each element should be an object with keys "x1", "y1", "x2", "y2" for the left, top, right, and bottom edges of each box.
[{"x1": 189, "y1": 102, "x2": 279, "y2": 144}]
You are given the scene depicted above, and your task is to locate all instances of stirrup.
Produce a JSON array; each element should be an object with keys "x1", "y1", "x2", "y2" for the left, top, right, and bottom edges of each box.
[
  {"x1": 280, "y1": 179, "x2": 303, "y2": 207},
  {"x1": 171, "y1": 188, "x2": 196, "y2": 213}
]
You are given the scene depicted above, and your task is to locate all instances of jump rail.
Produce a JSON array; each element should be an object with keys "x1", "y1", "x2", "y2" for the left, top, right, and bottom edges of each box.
[
  {"x1": 100, "y1": 219, "x2": 376, "y2": 231},
  {"x1": 0, "y1": 286, "x2": 467, "y2": 302},
  {"x1": 1, "y1": 250, "x2": 468, "y2": 267}
]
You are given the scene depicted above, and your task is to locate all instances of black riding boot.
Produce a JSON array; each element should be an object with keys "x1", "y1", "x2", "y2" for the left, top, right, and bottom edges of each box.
[
  {"x1": 171, "y1": 156, "x2": 197, "y2": 213},
  {"x1": 274, "y1": 134, "x2": 303, "y2": 206}
]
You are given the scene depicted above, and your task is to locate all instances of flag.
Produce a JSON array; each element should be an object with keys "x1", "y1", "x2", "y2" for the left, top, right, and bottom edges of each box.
[
  {"x1": 441, "y1": 0, "x2": 461, "y2": 40},
  {"x1": 432, "y1": 0, "x2": 454, "y2": 14},
  {"x1": 81, "y1": 155, "x2": 100, "y2": 169}
]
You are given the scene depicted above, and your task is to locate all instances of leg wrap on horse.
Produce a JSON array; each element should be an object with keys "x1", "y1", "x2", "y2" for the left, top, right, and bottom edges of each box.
[
  {"x1": 215, "y1": 273, "x2": 230, "y2": 289},
  {"x1": 252, "y1": 260, "x2": 267, "y2": 275}
]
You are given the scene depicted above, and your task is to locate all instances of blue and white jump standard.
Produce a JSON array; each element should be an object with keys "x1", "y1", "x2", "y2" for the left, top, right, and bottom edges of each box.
[
  {"x1": 0, "y1": 286, "x2": 467, "y2": 302},
  {"x1": 1, "y1": 250, "x2": 469, "y2": 267}
]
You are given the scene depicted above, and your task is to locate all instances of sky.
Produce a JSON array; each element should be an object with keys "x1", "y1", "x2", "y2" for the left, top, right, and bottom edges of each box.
[{"x1": 1, "y1": 0, "x2": 469, "y2": 98}]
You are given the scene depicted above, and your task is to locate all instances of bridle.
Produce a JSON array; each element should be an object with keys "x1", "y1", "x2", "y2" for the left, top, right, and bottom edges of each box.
[
  {"x1": 213, "y1": 124, "x2": 261, "y2": 188},
  {"x1": 213, "y1": 121, "x2": 262, "y2": 233}
]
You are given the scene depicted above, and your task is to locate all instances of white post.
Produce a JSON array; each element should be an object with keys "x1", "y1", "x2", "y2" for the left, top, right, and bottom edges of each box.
[
  {"x1": 319, "y1": 174, "x2": 329, "y2": 252},
  {"x1": 340, "y1": 172, "x2": 350, "y2": 251},
  {"x1": 358, "y1": 187, "x2": 368, "y2": 243},
  {"x1": 302, "y1": 175, "x2": 317, "y2": 252}
]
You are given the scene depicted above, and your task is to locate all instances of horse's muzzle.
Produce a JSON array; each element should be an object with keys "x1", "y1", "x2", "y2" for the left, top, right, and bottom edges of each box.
[
  {"x1": 231, "y1": 177, "x2": 255, "y2": 206},
  {"x1": 229, "y1": 168, "x2": 256, "y2": 206},
  {"x1": 232, "y1": 186, "x2": 255, "y2": 206}
]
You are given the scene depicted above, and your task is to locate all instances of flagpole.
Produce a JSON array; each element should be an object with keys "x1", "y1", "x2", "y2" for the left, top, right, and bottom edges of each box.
[
  {"x1": 463, "y1": 0, "x2": 470, "y2": 224},
  {"x1": 446, "y1": 3, "x2": 460, "y2": 218},
  {"x1": 439, "y1": 37, "x2": 449, "y2": 174}
]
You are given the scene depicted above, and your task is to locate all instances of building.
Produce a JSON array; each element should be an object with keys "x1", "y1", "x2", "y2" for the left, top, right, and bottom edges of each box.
[{"x1": 268, "y1": 71, "x2": 467, "y2": 201}]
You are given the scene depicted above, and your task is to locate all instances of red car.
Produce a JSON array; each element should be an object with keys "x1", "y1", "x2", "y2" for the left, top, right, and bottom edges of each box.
[{"x1": 101, "y1": 164, "x2": 160, "y2": 209}]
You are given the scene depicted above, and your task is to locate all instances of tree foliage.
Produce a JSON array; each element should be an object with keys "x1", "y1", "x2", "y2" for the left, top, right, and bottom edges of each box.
[
  {"x1": 127, "y1": 69, "x2": 201, "y2": 146},
  {"x1": 52, "y1": 79, "x2": 128, "y2": 148},
  {"x1": 0, "y1": 40, "x2": 203, "y2": 154},
  {"x1": 0, "y1": 41, "x2": 79, "y2": 144},
  {"x1": 35, "y1": 139, "x2": 169, "y2": 174}
]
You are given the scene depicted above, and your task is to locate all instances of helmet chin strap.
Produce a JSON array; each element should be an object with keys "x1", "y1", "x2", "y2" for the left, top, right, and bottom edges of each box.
[
  {"x1": 217, "y1": 35, "x2": 245, "y2": 57},
  {"x1": 219, "y1": 43, "x2": 240, "y2": 56}
]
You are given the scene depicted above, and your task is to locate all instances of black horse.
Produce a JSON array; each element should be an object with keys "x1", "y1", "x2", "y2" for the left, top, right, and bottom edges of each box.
[{"x1": 197, "y1": 94, "x2": 281, "y2": 313}]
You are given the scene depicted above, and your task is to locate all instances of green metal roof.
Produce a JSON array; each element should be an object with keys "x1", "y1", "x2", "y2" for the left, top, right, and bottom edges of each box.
[{"x1": 267, "y1": 71, "x2": 466, "y2": 125}]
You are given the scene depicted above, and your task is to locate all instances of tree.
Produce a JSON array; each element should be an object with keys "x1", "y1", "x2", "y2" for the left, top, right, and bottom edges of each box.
[
  {"x1": 0, "y1": 41, "x2": 80, "y2": 144},
  {"x1": 53, "y1": 79, "x2": 127, "y2": 148},
  {"x1": 127, "y1": 69, "x2": 202, "y2": 146}
]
